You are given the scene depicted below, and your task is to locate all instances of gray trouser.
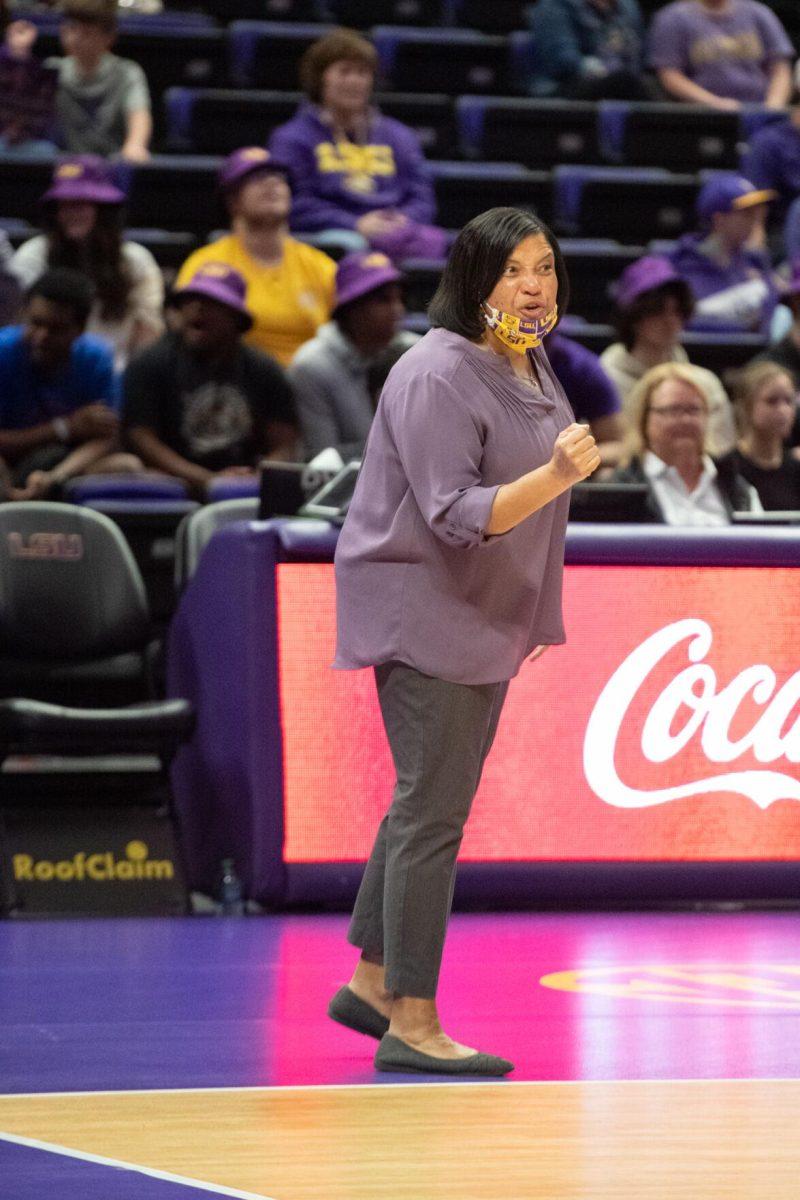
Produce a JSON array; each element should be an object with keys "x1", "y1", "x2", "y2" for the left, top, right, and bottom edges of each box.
[{"x1": 347, "y1": 661, "x2": 509, "y2": 998}]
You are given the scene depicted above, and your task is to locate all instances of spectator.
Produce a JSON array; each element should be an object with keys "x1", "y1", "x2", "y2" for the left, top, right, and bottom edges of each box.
[
  {"x1": 0, "y1": 230, "x2": 21, "y2": 326},
  {"x1": 720, "y1": 360, "x2": 800, "y2": 508},
  {"x1": 0, "y1": 267, "x2": 136, "y2": 500},
  {"x1": 754, "y1": 262, "x2": 800, "y2": 393},
  {"x1": 10, "y1": 155, "x2": 163, "y2": 371},
  {"x1": 289, "y1": 250, "x2": 418, "y2": 460},
  {"x1": 544, "y1": 331, "x2": 625, "y2": 466},
  {"x1": 613, "y1": 361, "x2": 760, "y2": 523},
  {"x1": 743, "y1": 94, "x2": 800, "y2": 229},
  {"x1": 648, "y1": 0, "x2": 794, "y2": 111},
  {"x1": 600, "y1": 255, "x2": 735, "y2": 455},
  {"x1": 268, "y1": 28, "x2": 448, "y2": 260},
  {"x1": 175, "y1": 147, "x2": 336, "y2": 367},
  {"x1": 527, "y1": 0, "x2": 651, "y2": 100},
  {"x1": 666, "y1": 174, "x2": 782, "y2": 336},
  {"x1": 0, "y1": 14, "x2": 57, "y2": 155},
  {"x1": 123, "y1": 263, "x2": 299, "y2": 497},
  {"x1": 43, "y1": 0, "x2": 152, "y2": 160}
]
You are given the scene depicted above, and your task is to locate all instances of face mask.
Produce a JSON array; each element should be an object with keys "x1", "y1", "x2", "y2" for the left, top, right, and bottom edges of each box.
[{"x1": 482, "y1": 301, "x2": 559, "y2": 354}]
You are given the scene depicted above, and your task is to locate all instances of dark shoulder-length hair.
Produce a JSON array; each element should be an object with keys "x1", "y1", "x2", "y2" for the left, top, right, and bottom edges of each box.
[
  {"x1": 43, "y1": 203, "x2": 132, "y2": 323},
  {"x1": 428, "y1": 207, "x2": 569, "y2": 340}
]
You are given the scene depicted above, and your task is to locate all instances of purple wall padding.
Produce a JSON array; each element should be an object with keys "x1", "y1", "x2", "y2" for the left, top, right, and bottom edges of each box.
[{"x1": 167, "y1": 520, "x2": 286, "y2": 904}]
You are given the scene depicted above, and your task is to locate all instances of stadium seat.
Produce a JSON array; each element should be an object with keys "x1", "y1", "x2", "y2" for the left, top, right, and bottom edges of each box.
[
  {"x1": 0, "y1": 155, "x2": 56, "y2": 227},
  {"x1": 228, "y1": 21, "x2": 333, "y2": 89},
  {"x1": 458, "y1": 97, "x2": 602, "y2": 167},
  {"x1": 173, "y1": 498, "x2": 260, "y2": 590},
  {"x1": 124, "y1": 228, "x2": 198, "y2": 274},
  {"x1": 206, "y1": 478, "x2": 261, "y2": 502},
  {"x1": 168, "y1": 0, "x2": 320, "y2": 17},
  {"x1": 0, "y1": 501, "x2": 160, "y2": 706},
  {"x1": 599, "y1": 103, "x2": 740, "y2": 170},
  {"x1": 165, "y1": 87, "x2": 299, "y2": 154},
  {"x1": 378, "y1": 93, "x2": 458, "y2": 159},
  {"x1": 431, "y1": 161, "x2": 553, "y2": 228},
  {"x1": 680, "y1": 332, "x2": 768, "y2": 377},
  {"x1": 768, "y1": 0, "x2": 800, "y2": 43},
  {"x1": 164, "y1": 87, "x2": 456, "y2": 159},
  {"x1": 560, "y1": 239, "x2": 644, "y2": 325},
  {"x1": 372, "y1": 26, "x2": 511, "y2": 95},
  {"x1": 401, "y1": 257, "x2": 446, "y2": 313},
  {"x1": 555, "y1": 165, "x2": 699, "y2": 242},
  {"x1": 328, "y1": 0, "x2": 446, "y2": 27},
  {"x1": 63, "y1": 475, "x2": 190, "y2": 504},
  {"x1": 454, "y1": 0, "x2": 529, "y2": 34},
  {"x1": 557, "y1": 317, "x2": 615, "y2": 356},
  {"x1": 77, "y1": 500, "x2": 200, "y2": 626},
  {"x1": 506, "y1": 30, "x2": 535, "y2": 87},
  {"x1": 0, "y1": 500, "x2": 196, "y2": 916},
  {"x1": 124, "y1": 156, "x2": 222, "y2": 235}
]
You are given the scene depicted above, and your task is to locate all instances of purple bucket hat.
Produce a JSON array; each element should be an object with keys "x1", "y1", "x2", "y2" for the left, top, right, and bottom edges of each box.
[
  {"x1": 218, "y1": 146, "x2": 290, "y2": 193},
  {"x1": 614, "y1": 255, "x2": 692, "y2": 310},
  {"x1": 173, "y1": 263, "x2": 253, "y2": 329},
  {"x1": 333, "y1": 251, "x2": 402, "y2": 313},
  {"x1": 696, "y1": 173, "x2": 776, "y2": 224},
  {"x1": 42, "y1": 155, "x2": 126, "y2": 205}
]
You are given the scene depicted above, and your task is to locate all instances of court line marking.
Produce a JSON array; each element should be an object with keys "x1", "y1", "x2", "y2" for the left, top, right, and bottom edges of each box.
[
  {"x1": 0, "y1": 1130, "x2": 277, "y2": 1200},
  {"x1": 3, "y1": 1076, "x2": 800, "y2": 1100}
]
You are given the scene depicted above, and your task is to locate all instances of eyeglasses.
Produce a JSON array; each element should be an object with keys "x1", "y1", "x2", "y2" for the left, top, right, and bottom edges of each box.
[{"x1": 649, "y1": 404, "x2": 705, "y2": 418}]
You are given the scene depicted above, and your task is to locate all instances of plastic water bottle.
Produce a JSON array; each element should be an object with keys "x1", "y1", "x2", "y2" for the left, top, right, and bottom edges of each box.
[{"x1": 218, "y1": 858, "x2": 245, "y2": 915}]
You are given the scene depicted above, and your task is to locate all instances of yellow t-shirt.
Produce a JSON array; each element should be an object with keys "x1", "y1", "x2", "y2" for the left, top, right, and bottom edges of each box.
[{"x1": 175, "y1": 235, "x2": 336, "y2": 366}]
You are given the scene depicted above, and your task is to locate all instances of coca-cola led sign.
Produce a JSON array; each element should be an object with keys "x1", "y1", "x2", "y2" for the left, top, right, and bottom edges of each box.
[{"x1": 276, "y1": 563, "x2": 800, "y2": 863}]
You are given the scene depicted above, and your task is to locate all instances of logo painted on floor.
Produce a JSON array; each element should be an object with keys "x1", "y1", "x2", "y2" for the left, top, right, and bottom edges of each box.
[{"x1": 540, "y1": 964, "x2": 800, "y2": 1008}]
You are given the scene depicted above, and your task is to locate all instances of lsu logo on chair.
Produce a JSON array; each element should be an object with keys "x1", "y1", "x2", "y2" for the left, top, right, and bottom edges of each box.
[{"x1": 6, "y1": 531, "x2": 83, "y2": 560}]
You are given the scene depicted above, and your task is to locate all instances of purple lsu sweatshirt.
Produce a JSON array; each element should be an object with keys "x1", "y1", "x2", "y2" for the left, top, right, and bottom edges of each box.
[{"x1": 268, "y1": 104, "x2": 436, "y2": 233}]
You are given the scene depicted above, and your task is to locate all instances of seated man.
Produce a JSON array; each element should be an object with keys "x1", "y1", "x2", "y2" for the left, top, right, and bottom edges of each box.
[
  {"x1": 0, "y1": 267, "x2": 130, "y2": 499},
  {"x1": 122, "y1": 263, "x2": 299, "y2": 497},
  {"x1": 743, "y1": 87, "x2": 800, "y2": 233},
  {"x1": 648, "y1": 0, "x2": 794, "y2": 111},
  {"x1": 667, "y1": 173, "x2": 782, "y2": 335},
  {"x1": 527, "y1": 0, "x2": 650, "y2": 100},
  {"x1": 175, "y1": 147, "x2": 336, "y2": 367},
  {"x1": 288, "y1": 250, "x2": 418, "y2": 461},
  {"x1": 44, "y1": 0, "x2": 152, "y2": 160}
]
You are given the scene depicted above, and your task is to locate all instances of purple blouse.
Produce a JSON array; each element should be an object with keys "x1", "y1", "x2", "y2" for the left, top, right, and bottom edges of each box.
[{"x1": 333, "y1": 327, "x2": 575, "y2": 685}]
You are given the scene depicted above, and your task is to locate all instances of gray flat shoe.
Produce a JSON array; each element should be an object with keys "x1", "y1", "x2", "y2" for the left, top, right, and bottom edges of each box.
[
  {"x1": 328, "y1": 986, "x2": 390, "y2": 1040},
  {"x1": 374, "y1": 1033, "x2": 514, "y2": 1076}
]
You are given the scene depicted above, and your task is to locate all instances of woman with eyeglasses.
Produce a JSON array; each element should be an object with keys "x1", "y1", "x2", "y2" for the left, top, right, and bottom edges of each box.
[{"x1": 612, "y1": 361, "x2": 760, "y2": 523}]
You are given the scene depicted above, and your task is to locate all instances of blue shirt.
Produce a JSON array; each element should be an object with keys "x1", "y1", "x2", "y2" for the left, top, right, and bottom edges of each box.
[{"x1": 0, "y1": 326, "x2": 118, "y2": 430}]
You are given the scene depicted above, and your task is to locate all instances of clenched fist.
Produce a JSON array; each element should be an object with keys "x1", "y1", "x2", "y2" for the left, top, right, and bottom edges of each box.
[{"x1": 549, "y1": 423, "x2": 601, "y2": 485}]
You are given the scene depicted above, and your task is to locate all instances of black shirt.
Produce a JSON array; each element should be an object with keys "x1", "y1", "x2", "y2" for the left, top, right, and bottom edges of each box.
[
  {"x1": 723, "y1": 448, "x2": 800, "y2": 511},
  {"x1": 122, "y1": 332, "x2": 297, "y2": 471}
]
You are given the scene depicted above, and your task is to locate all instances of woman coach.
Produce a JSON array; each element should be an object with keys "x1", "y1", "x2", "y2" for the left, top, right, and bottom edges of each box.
[{"x1": 329, "y1": 207, "x2": 600, "y2": 1076}]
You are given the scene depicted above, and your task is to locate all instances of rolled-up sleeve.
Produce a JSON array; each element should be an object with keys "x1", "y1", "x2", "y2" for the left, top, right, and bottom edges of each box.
[{"x1": 386, "y1": 371, "x2": 501, "y2": 548}]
